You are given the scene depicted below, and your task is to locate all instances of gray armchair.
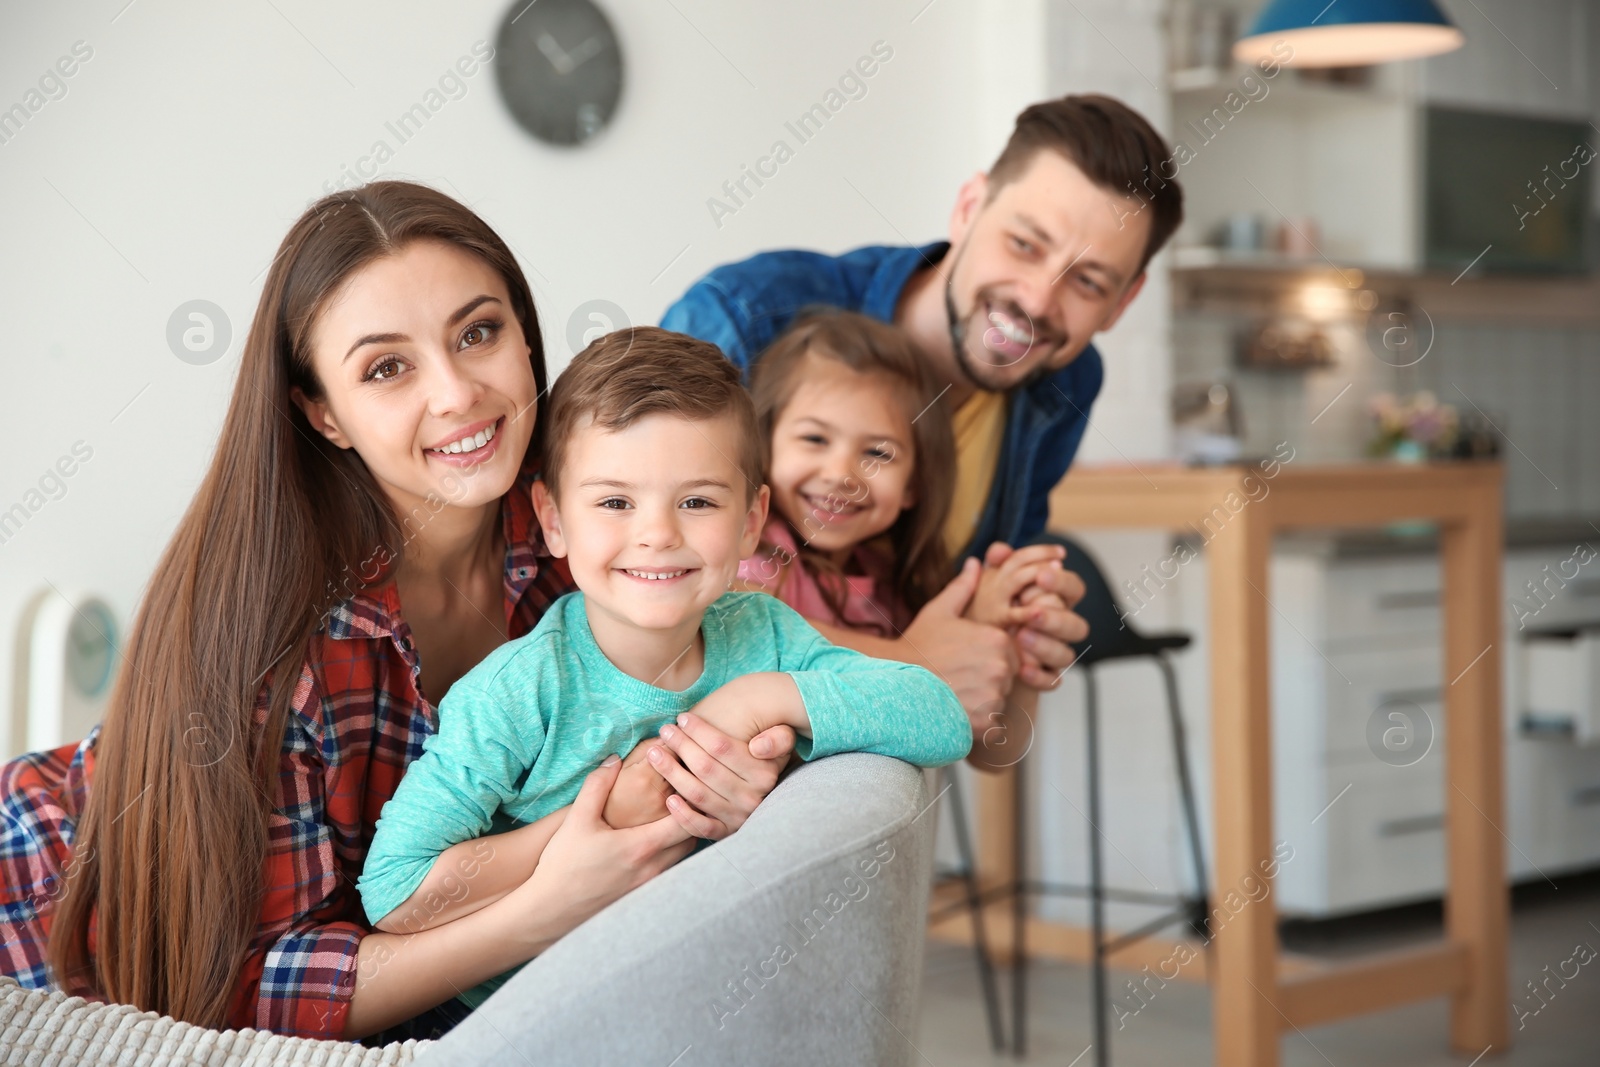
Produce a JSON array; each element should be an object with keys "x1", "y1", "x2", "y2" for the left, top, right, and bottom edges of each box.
[{"x1": 0, "y1": 753, "x2": 937, "y2": 1066}]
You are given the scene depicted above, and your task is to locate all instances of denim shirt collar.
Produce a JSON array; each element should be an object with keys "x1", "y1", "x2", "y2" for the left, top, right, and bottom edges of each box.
[{"x1": 860, "y1": 240, "x2": 953, "y2": 321}]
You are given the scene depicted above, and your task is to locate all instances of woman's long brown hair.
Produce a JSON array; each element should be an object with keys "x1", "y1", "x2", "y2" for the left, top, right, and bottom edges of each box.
[
  {"x1": 749, "y1": 308, "x2": 955, "y2": 624},
  {"x1": 47, "y1": 181, "x2": 546, "y2": 1027}
]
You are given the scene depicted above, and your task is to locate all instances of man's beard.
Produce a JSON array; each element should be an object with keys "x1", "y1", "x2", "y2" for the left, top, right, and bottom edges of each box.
[{"x1": 941, "y1": 252, "x2": 1065, "y2": 394}]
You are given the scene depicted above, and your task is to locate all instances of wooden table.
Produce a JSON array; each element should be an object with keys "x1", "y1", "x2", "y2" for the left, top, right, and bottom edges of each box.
[{"x1": 1006, "y1": 462, "x2": 1508, "y2": 1067}]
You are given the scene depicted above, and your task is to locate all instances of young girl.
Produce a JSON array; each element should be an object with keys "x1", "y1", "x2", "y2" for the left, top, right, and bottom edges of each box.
[{"x1": 737, "y1": 309, "x2": 1051, "y2": 639}]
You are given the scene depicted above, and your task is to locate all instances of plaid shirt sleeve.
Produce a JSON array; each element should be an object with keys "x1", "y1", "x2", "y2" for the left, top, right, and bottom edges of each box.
[
  {"x1": 0, "y1": 737, "x2": 88, "y2": 992},
  {"x1": 228, "y1": 662, "x2": 366, "y2": 1038}
]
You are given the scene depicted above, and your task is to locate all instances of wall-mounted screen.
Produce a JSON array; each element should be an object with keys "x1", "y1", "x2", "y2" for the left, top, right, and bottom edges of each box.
[{"x1": 1424, "y1": 106, "x2": 1592, "y2": 275}]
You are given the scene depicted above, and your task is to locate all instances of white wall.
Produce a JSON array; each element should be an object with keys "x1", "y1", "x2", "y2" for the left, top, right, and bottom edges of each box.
[
  {"x1": 1027, "y1": 0, "x2": 1190, "y2": 929},
  {"x1": 0, "y1": 0, "x2": 998, "y2": 752},
  {"x1": 0, "y1": 0, "x2": 1182, "y2": 754}
]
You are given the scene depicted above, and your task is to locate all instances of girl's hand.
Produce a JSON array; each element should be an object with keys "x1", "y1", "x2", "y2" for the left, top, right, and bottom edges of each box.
[
  {"x1": 647, "y1": 713, "x2": 797, "y2": 840},
  {"x1": 1013, "y1": 585, "x2": 1068, "y2": 683},
  {"x1": 967, "y1": 542, "x2": 1070, "y2": 629},
  {"x1": 980, "y1": 542, "x2": 1090, "y2": 689},
  {"x1": 512, "y1": 755, "x2": 696, "y2": 932}
]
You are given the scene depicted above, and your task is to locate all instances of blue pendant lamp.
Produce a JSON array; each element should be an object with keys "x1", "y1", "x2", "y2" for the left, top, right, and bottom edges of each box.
[{"x1": 1234, "y1": 0, "x2": 1464, "y2": 68}]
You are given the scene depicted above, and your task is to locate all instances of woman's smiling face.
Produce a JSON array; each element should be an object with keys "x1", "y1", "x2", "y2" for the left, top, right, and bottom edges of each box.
[{"x1": 296, "y1": 239, "x2": 538, "y2": 516}]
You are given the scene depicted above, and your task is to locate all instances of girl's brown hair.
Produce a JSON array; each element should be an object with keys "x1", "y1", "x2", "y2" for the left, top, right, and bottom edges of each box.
[
  {"x1": 48, "y1": 181, "x2": 546, "y2": 1027},
  {"x1": 749, "y1": 308, "x2": 955, "y2": 624}
]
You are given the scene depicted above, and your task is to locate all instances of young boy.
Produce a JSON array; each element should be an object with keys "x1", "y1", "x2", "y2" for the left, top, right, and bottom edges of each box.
[{"x1": 357, "y1": 326, "x2": 970, "y2": 1010}]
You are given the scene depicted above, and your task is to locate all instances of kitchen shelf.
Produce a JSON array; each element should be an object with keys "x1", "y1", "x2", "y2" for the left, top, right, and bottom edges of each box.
[
  {"x1": 1170, "y1": 64, "x2": 1403, "y2": 104},
  {"x1": 1170, "y1": 252, "x2": 1600, "y2": 326}
]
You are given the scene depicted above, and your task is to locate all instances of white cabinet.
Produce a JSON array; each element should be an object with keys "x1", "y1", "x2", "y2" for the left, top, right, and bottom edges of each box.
[
  {"x1": 1169, "y1": 67, "x2": 1420, "y2": 268},
  {"x1": 1419, "y1": 0, "x2": 1592, "y2": 120},
  {"x1": 1166, "y1": 0, "x2": 1597, "y2": 269},
  {"x1": 1171, "y1": 542, "x2": 1600, "y2": 919},
  {"x1": 1018, "y1": 535, "x2": 1600, "y2": 928},
  {"x1": 1258, "y1": 551, "x2": 1461, "y2": 916}
]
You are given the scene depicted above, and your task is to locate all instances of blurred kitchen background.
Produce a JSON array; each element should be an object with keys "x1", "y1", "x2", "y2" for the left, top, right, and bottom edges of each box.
[{"x1": 3, "y1": 0, "x2": 1599, "y2": 1063}]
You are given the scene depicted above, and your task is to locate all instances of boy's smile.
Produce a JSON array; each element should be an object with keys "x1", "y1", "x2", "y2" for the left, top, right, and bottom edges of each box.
[
  {"x1": 620, "y1": 567, "x2": 690, "y2": 582},
  {"x1": 533, "y1": 410, "x2": 769, "y2": 686}
]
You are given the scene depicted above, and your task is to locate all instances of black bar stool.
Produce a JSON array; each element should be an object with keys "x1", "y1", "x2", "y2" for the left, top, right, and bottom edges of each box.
[
  {"x1": 1010, "y1": 534, "x2": 1211, "y2": 1063},
  {"x1": 928, "y1": 766, "x2": 1006, "y2": 1051}
]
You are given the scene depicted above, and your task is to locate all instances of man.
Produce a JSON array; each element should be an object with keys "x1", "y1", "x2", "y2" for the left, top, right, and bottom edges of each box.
[{"x1": 662, "y1": 94, "x2": 1183, "y2": 766}]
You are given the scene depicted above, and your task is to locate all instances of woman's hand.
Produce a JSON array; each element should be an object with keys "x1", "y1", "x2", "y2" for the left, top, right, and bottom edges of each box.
[
  {"x1": 348, "y1": 760, "x2": 683, "y2": 1039},
  {"x1": 511, "y1": 755, "x2": 696, "y2": 935},
  {"x1": 645, "y1": 713, "x2": 797, "y2": 840}
]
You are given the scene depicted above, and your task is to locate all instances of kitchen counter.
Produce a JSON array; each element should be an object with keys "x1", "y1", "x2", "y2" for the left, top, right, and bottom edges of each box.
[
  {"x1": 1274, "y1": 517, "x2": 1600, "y2": 559},
  {"x1": 1145, "y1": 462, "x2": 1595, "y2": 559}
]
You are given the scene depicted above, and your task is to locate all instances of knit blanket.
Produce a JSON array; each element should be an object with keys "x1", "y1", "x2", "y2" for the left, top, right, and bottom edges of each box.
[{"x1": 0, "y1": 977, "x2": 432, "y2": 1065}]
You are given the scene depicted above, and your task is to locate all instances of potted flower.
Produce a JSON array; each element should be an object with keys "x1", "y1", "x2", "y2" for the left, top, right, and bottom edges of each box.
[{"x1": 1366, "y1": 391, "x2": 1459, "y2": 462}]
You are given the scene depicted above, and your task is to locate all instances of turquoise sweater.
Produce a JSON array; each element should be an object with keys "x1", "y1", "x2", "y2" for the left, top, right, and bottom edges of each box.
[{"x1": 357, "y1": 590, "x2": 969, "y2": 1006}]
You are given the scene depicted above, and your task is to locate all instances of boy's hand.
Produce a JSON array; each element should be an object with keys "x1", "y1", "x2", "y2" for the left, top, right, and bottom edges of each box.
[
  {"x1": 641, "y1": 675, "x2": 806, "y2": 840},
  {"x1": 683, "y1": 673, "x2": 805, "y2": 744},
  {"x1": 602, "y1": 748, "x2": 675, "y2": 829},
  {"x1": 608, "y1": 675, "x2": 804, "y2": 838}
]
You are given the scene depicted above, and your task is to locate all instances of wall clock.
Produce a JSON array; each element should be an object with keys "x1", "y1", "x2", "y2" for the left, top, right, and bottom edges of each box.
[
  {"x1": 494, "y1": 0, "x2": 624, "y2": 146},
  {"x1": 16, "y1": 589, "x2": 118, "y2": 753}
]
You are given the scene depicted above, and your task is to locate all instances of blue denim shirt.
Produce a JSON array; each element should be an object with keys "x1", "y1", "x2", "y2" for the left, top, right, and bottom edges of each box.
[{"x1": 660, "y1": 241, "x2": 1103, "y2": 561}]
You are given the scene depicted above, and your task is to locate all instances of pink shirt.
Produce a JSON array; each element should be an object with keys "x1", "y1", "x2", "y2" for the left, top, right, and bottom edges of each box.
[{"x1": 737, "y1": 519, "x2": 910, "y2": 638}]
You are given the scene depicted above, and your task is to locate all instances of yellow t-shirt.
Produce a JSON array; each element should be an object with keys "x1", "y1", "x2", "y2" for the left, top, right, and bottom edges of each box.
[{"x1": 941, "y1": 389, "x2": 1008, "y2": 559}]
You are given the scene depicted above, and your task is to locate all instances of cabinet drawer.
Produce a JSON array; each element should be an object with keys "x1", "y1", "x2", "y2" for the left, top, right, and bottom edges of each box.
[
  {"x1": 1326, "y1": 560, "x2": 1442, "y2": 646},
  {"x1": 1560, "y1": 768, "x2": 1600, "y2": 868},
  {"x1": 1322, "y1": 757, "x2": 1447, "y2": 914},
  {"x1": 1324, "y1": 646, "x2": 1444, "y2": 761},
  {"x1": 1505, "y1": 738, "x2": 1568, "y2": 879},
  {"x1": 1506, "y1": 551, "x2": 1600, "y2": 633},
  {"x1": 1550, "y1": 576, "x2": 1600, "y2": 620},
  {"x1": 1505, "y1": 738, "x2": 1600, "y2": 877}
]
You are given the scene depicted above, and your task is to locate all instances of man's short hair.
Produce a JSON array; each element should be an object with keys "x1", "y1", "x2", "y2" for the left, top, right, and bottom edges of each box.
[
  {"x1": 987, "y1": 93, "x2": 1184, "y2": 276},
  {"x1": 542, "y1": 326, "x2": 763, "y2": 502}
]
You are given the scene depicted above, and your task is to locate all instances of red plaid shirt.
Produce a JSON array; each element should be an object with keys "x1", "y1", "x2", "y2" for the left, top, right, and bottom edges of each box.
[{"x1": 0, "y1": 470, "x2": 573, "y2": 1038}]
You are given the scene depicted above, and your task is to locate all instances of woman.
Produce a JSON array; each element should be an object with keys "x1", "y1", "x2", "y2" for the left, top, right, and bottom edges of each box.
[{"x1": 0, "y1": 182, "x2": 796, "y2": 1043}]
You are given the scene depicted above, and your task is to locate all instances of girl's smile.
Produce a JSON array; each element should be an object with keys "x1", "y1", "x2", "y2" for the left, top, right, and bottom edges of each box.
[{"x1": 767, "y1": 354, "x2": 916, "y2": 561}]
